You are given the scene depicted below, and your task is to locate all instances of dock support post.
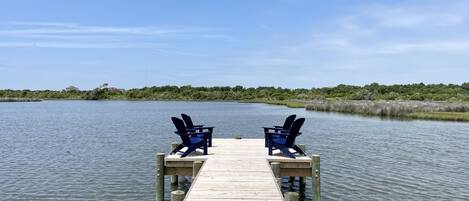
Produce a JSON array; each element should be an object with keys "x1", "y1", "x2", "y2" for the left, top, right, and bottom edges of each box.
[
  {"x1": 299, "y1": 177, "x2": 306, "y2": 195},
  {"x1": 170, "y1": 143, "x2": 179, "y2": 185},
  {"x1": 298, "y1": 144, "x2": 306, "y2": 193},
  {"x1": 271, "y1": 162, "x2": 281, "y2": 186},
  {"x1": 284, "y1": 192, "x2": 299, "y2": 201},
  {"x1": 155, "y1": 153, "x2": 165, "y2": 201},
  {"x1": 312, "y1": 154, "x2": 321, "y2": 201},
  {"x1": 288, "y1": 176, "x2": 295, "y2": 185},
  {"x1": 193, "y1": 161, "x2": 203, "y2": 178},
  {"x1": 171, "y1": 190, "x2": 185, "y2": 201}
]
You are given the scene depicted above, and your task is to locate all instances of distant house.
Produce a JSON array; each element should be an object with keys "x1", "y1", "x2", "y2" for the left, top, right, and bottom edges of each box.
[
  {"x1": 65, "y1": 86, "x2": 80, "y2": 92},
  {"x1": 98, "y1": 83, "x2": 109, "y2": 89},
  {"x1": 107, "y1": 87, "x2": 126, "y2": 93},
  {"x1": 95, "y1": 83, "x2": 125, "y2": 92}
]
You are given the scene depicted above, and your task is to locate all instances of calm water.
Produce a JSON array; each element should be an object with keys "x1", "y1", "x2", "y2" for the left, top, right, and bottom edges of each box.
[{"x1": 1, "y1": 101, "x2": 468, "y2": 201}]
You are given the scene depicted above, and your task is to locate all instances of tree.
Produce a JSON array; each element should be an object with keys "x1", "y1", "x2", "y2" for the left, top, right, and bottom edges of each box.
[{"x1": 462, "y1": 82, "x2": 469, "y2": 90}]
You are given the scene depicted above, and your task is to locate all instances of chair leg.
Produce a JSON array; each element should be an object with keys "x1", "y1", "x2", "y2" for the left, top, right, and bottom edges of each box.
[
  {"x1": 203, "y1": 143, "x2": 208, "y2": 155},
  {"x1": 267, "y1": 134, "x2": 275, "y2": 155},
  {"x1": 170, "y1": 144, "x2": 185, "y2": 155},
  {"x1": 208, "y1": 133, "x2": 212, "y2": 147},
  {"x1": 181, "y1": 145, "x2": 198, "y2": 157},
  {"x1": 292, "y1": 145, "x2": 306, "y2": 156},
  {"x1": 196, "y1": 140, "x2": 209, "y2": 155},
  {"x1": 268, "y1": 142, "x2": 273, "y2": 155},
  {"x1": 278, "y1": 145, "x2": 296, "y2": 158}
]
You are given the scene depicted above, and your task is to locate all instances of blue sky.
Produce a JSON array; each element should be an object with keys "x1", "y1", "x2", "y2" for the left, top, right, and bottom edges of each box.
[{"x1": 1, "y1": 0, "x2": 468, "y2": 90}]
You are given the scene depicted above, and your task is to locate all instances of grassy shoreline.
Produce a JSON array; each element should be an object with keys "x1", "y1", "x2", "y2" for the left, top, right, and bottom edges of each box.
[
  {"x1": 246, "y1": 99, "x2": 469, "y2": 122},
  {"x1": 240, "y1": 99, "x2": 306, "y2": 108},
  {"x1": 406, "y1": 112, "x2": 469, "y2": 122}
]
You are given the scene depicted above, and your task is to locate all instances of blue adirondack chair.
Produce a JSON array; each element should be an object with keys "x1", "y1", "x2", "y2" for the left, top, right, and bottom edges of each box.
[
  {"x1": 263, "y1": 114, "x2": 296, "y2": 147},
  {"x1": 170, "y1": 117, "x2": 209, "y2": 157},
  {"x1": 266, "y1": 118, "x2": 306, "y2": 158},
  {"x1": 181, "y1": 114, "x2": 214, "y2": 147},
  {"x1": 181, "y1": 113, "x2": 204, "y2": 129},
  {"x1": 274, "y1": 114, "x2": 296, "y2": 129}
]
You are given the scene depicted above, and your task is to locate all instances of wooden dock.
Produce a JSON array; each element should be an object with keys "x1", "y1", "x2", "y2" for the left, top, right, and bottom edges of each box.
[{"x1": 156, "y1": 138, "x2": 320, "y2": 201}]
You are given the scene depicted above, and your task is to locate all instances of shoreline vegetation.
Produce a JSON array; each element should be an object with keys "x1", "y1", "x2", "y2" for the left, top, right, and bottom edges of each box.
[
  {"x1": 0, "y1": 98, "x2": 42, "y2": 102},
  {"x1": 1, "y1": 82, "x2": 469, "y2": 121},
  {"x1": 302, "y1": 100, "x2": 469, "y2": 122}
]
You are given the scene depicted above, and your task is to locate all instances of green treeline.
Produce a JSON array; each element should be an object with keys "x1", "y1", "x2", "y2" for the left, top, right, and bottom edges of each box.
[{"x1": 1, "y1": 82, "x2": 469, "y2": 102}]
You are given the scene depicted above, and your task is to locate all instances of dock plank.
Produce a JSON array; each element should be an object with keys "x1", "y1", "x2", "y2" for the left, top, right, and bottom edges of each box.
[{"x1": 186, "y1": 139, "x2": 283, "y2": 201}]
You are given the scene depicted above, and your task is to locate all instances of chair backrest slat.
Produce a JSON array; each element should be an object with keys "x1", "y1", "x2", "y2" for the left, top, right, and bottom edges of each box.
[
  {"x1": 285, "y1": 118, "x2": 305, "y2": 146},
  {"x1": 171, "y1": 117, "x2": 192, "y2": 145},
  {"x1": 282, "y1": 114, "x2": 296, "y2": 129},
  {"x1": 181, "y1": 113, "x2": 195, "y2": 129}
]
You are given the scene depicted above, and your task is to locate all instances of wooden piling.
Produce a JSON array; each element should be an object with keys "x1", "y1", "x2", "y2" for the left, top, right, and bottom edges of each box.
[
  {"x1": 155, "y1": 153, "x2": 165, "y2": 201},
  {"x1": 284, "y1": 192, "x2": 299, "y2": 201},
  {"x1": 298, "y1": 144, "x2": 306, "y2": 193},
  {"x1": 192, "y1": 161, "x2": 203, "y2": 178},
  {"x1": 312, "y1": 154, "x2": 321, "y2": 201},
  {"x1": 271, "y1": 162, "x2": 281, "y2": 186},
  {"x1": 288, "y1": 176, "x2": 295, "y2": 184},
  {"x1": 299, "y1": 177, "x2": 306, "y2": 194},
  {"x1": 171, "y1": 190, "x2": 185, "y2": 201},
  {"x1": 170, "y1": 143, "x2": 179, "y2": 185}
]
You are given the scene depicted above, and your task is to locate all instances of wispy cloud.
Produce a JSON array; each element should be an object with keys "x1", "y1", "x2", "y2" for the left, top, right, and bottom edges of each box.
[
  {"x1": 0, "y1": 21, "x2": 213, "y2": 35},
  {"x1": 0, "y1": 41, "x2": 161, "y2": 48},
  {"x1": 154, "y1": 48, "x2": 208, "y2": 57},
  {"x1": 0, "y1": 21, "x2": 228, "y2": 48},
  {"x1": 259, "y1": 1, "x2": 469, "y2": 57},
  {"x1": 6, "y1": 21, "x2": 79, "y2": 28},
  {"x1": 364, "y1": 3, "x2": 467, "y2": 28},
  {"x1": 232, "y1": 0, "x2": 469, "y2": 86}
]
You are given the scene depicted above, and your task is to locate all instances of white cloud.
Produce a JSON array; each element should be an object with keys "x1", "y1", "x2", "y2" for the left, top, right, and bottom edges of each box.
[
  {"x1": 6, "y1": 21, "x2": 79, "y2": 28},
  {"x1": 0, "y1": 21, "x2": 212, "y2": 35},
  {"x1": 154, "y1": 48, "x2": 208, "y2": 57},
  {"x1": 364, "y1": 3, "x2": 467, "y2": 28},
  {"x1": 229, "y1": 1, "x2": 469, "y2": 87},
  {"x1": 380, "y1": 41, "x2": 469, "y2": 54},
  {"x1": 294, "y1": 2, "x2": 469, "y2": 56},
  {"x1": 0, "y1": 41, "x2": 160, "y2": 48},
  {"x1": 0, "y1": 21, "x2": 227, "y2": 48},
  {"x1": 239, "y1": 57, "x2": 298, "y2": 66}
]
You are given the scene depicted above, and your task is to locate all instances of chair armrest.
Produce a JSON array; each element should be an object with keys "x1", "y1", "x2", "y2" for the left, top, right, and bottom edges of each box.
[
  {"x1": 174, "y1": 131, "x2": 211, "y2": 136},
  {"x1": 274, "y1": 126, "x2": 283, "y2": 128},
  {"x1": 198, "y1": 126, "x2": 214, "y2": 129},
  {"x1": 263, "y1": 127, "x2": 288, "y2": 132},
  {"x1": 188, "y1": 126, "x2": 214, "y2": 131},
  {"x1": 264, "y1": 132, "x2": 290, "y2": 136},
  {"x1": 193, "y1": 125, "x2": 204, "y2": 127},
  {"x1": 263, "y1": 126, "x2": 283, "y2": 130},
  {"x1": 190, "y1": 131, "x2": 212, "y2": 136}
]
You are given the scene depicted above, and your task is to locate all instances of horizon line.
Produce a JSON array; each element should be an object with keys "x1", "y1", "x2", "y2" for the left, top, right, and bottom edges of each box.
[{"x1": 1, "y1": 82, "x2": 468, "y2": 91}]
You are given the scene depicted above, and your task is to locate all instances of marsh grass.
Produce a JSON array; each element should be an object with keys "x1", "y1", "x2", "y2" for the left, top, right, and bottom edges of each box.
[
  {"x1": 305, "y1": 100, "x2": 469, "y2": 119},
  {"x1": 239, "y1": 99, "x2": 306, "y2": 108},
  {"x1": 406, "y1": 112, "x2": 469, "y2": 121},
  {"x1": 264, "y1": 100, "x2": 306, "y2": 108}
]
